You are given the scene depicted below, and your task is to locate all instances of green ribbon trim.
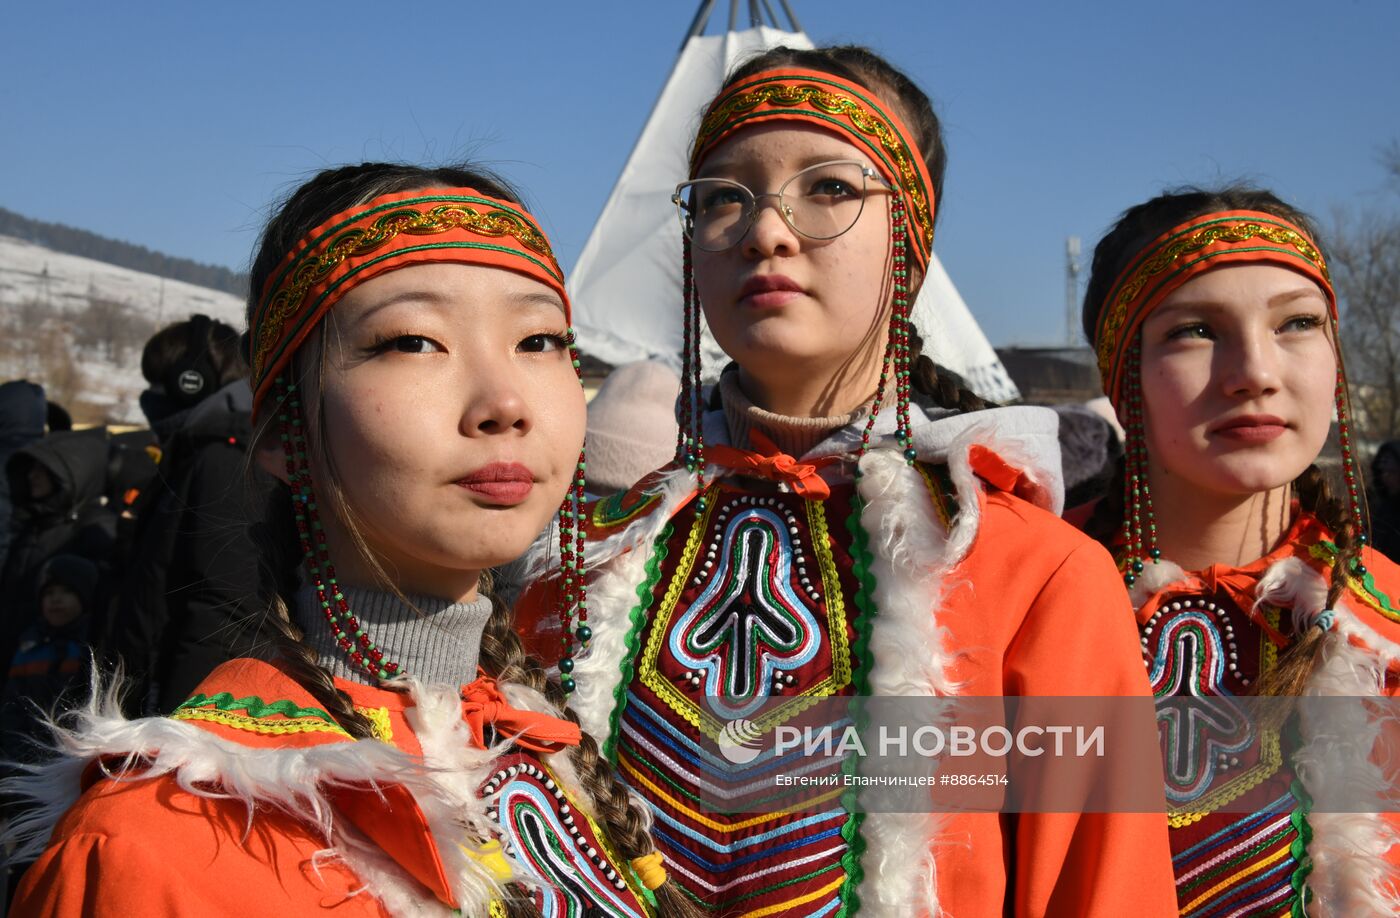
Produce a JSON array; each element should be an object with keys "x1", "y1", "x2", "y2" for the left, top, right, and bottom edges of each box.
[
  {"x1": 1310, "y1": 541, "x2": 1400, "y2": 621},
  {"x1": 603, "y1": 523, "x2": 673, "y2": 764},
  {"x1": 174, "y1": 692, "x2": 338, "y2": 725},
  {"x1": 835, "y1": 496, "x2": 881, "y2": 918},
  {"x1": 1288, "y1": 777, "x2": 1315, "y2": 917}
]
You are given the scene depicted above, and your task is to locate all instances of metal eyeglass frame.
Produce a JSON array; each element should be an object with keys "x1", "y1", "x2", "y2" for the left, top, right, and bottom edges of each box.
[{"x1": 671, "y1": 159, "x2": 897, "y2": 252}]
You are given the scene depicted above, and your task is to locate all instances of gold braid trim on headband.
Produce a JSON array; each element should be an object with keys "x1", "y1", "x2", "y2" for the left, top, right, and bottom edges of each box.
[
  {"x1": 1095, "y1": 217, "x2": 1332, "y2": 388},
  {"x1": 692, "y1": 77, "x2": 935, "y2": 264},
  {"x1": 252, "y1": 201, "x2": 558, "y2": 384}
]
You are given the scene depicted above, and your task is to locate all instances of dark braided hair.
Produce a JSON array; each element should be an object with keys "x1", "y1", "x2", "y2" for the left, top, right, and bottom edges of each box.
[
  {"x1": 478, "y1": 597, "x2": 701, "y2": 917},
  {"x1": 726, "y1": 46, "x2": 995, "y2": 415},
  {"x1": 1081, "y1": 185, "x2": 1363, "y2": 695},
  {"x1": 245, "y1": 162, "x2": 697, "y2": 914},
  {"x1": 249, "y1": 476, "x2": 378, "y2": 739}
]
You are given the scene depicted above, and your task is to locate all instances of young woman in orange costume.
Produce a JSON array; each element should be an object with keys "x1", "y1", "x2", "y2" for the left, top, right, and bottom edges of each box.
[
  {"x1": 519, "y1": 47, "x2": 1176, "y2": 917},
  {"x1": 1079, "y1": 186, "x2": 1400, "y2": 916},
  {"x1": 4, "y1": 163, "x2": 695, "y2": 917}
]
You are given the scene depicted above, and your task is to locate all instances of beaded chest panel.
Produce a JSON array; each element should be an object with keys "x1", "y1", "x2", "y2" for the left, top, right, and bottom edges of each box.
[
  {"x1": 483, "y1": 752, "x2": 652, "y2": 917},
  {"x1": 1141, "y1": 594, "x2": 1308, "y2": 917},
  {"x1": 614, "y1": 481, "x2": 880, "y2": 915}
]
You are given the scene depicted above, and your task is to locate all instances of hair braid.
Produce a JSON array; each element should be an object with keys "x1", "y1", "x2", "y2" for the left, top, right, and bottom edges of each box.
[
  {"x1": 250, "y1": 482, "x2": 377, "y2": 739},
  {"x1": 1256, "y1": 465, "x2": 1364, "y2": 696},
  {"x1": 477, "y1": 595, "x2": 703, "y2": 917},
  {"x1": 908, "y1": 329, "x2": 996, "y2": 413}
]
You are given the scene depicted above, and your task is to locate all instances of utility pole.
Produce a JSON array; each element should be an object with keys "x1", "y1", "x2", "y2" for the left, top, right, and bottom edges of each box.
[{"x1": 1065, "y1": 236, "x2": 1081, "y2": 346}]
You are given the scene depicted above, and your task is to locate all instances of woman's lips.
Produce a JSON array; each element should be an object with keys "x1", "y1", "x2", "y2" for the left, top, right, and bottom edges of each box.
[
  {"x1": 738, "y1": 275, "x2": 803, "y2": 308},
  {"x1": 1211, "y1": 415, "x2": 1287, "y2": 444},
  {"x1": 457, "y1": 462, "x2": 534, "y2": 504}
]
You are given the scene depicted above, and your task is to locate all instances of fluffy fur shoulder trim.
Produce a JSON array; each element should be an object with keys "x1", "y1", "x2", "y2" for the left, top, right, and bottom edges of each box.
[
  {"x1": 855, "y1": 449, "x2": 961, "y2": 698},
  {"x1": 1128, "y1": 558, "x2": 1194, "y2": 610},
  {"x1": 1255, "y1": 557, "x2": 1400, "y2": 916},
  {"x1": 847, "y1": 447, "x2": 966, "y2": 914},
  {"x1": 1, "y1": 675, "x2": 544, "y2": 916}
]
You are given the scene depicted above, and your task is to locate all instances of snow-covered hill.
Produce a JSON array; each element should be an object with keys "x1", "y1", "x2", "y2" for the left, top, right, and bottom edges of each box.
[{"x1": 0, "y1": 234, "x2": 246, "y2": 424}]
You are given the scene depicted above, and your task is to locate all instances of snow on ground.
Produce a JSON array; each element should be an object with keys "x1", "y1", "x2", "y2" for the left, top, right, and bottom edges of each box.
[{"x1": 0, "y1": 235, "x2": 246, "y2": 424}]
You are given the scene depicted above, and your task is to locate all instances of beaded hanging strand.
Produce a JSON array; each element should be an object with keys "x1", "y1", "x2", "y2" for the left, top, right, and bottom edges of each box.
[
  {"x1": 1119, "y1": 344, "x2": 1160, "y2": 587},
  {"x1": 679, "y1": 240, "x2": 708, "y2": 510},
  {"x1": 557, "y1": 331, "x2": 590, "y2": 695},
  {"x1": 677, "y1": 243, "x2": 696, "y2": 466},
  {"x1": 891, "y1": 196, "x2": 916, "y2": 464},
  {"x1": 854, "y1": 193, "x2": 915, "y2": 471},
  {"x1": 1335, "y1": 364, "x2": 1369, "y2": 572},
  {"x1": 277, "y1": 377, "x2": 403, "y2": 681}
]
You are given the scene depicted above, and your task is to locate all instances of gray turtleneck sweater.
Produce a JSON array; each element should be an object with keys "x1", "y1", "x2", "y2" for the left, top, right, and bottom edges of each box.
[{"x1": 293, "y1": 584, "x2": 493, "y2": 687}]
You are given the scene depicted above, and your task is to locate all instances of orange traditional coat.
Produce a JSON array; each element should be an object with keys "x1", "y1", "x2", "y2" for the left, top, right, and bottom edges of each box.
[
  {"x1": 1109, "y1": 511, "x2": 1400, "y2": 917},
  {"x1": 8, "y1": 658, "x2": 655, "y2": 917},
  {"x1": 520, "y1": 407, "x2": 1178, "y2": 917}
]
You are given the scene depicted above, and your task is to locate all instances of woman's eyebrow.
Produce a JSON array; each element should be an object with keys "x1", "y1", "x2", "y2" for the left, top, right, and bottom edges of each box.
[
  {"x1": 349, "y1": 289, "x2": 454, "y2": 324},
  {"x1": 1148, "y1": 299, "x2": 1227, "y2": 319},
  {"x1": 1266, "y1": 286, "x2": 1328, "y2": 307},
  {"x1": 513, "y1": 291, "x2": 567, "y2": 317}
]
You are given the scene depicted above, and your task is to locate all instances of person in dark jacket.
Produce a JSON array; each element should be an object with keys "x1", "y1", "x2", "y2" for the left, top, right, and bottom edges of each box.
[
  {"x1": 0, "y1": 381, "x2": 47, "y2": 574},
  {"x1": 111, "y1": 316, "x2": 271, "y2": 713},
  {"x1": 1, "y1": 553, "x2": 100, "y2": 754},
  {"x1": 1370, "y1": 440, "x2": 1400, "y2": 562},
  {"x1": 1, "y1": 553, "x2": 100, "y2": 905},
  {"x1": 0, "y1": 427, "x2": 115, "y2": 693}
]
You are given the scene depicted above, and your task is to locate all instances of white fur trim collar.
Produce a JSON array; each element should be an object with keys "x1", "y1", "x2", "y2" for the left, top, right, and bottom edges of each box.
[
  {"x1": 1254, "y1": 558, "x2": 1400, "y2": 916},
  {"x1": 1, "y1": 676, "x2": 594, "y2": 916}
]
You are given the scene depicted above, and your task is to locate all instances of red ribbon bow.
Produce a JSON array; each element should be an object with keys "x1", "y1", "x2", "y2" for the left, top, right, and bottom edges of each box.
[
  {"x1": 706, "y1": 430, "x2": 838, "y2": 500},
  {"x1": 460, "y1": 675, "x2": 581, "y2": 753},
  {"x1": 1137, "y1": 566, "x2": 1290, "y2": 648}
]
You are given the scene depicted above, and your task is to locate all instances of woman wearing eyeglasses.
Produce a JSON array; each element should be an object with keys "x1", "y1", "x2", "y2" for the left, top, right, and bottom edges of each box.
[{"x1": 519, "y1": 45, "x2": 1175, "y2": 917}]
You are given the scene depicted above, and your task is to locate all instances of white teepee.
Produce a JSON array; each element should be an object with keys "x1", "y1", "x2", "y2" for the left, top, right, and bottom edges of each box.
[{"x1": 569, "y1": 1, "x2": 1020, "y2": 403}]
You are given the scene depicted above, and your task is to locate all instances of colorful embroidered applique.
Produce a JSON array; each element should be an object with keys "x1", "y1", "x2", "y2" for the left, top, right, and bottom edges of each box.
[
  {"x1": 639, "y1": 490, "x2": 852, "y2": 735},
  {"x1": 1170, "y1": 789, "x2": 1302, "y2": 918},
  {"x1": 1143, "y1": 598, "x2": 1284, "y2": 823},
  {"x1": 591, "y1": 488, "x2": 663, "y2": 534},
  {"x1": 618, "y1": 483, "x2": 868, "y2": 915},
  {"x1": 1144, "y1": 597, "x2": 1304, "y2": 916},
  {"x1": 481, "y1": 752, "x2": 651, "y2": 917}
]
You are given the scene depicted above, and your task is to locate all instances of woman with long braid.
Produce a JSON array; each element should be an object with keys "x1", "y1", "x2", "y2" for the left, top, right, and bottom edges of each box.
[
  {"x1": 1079, "y1": 186, "x2": 1400, "y2": 916},
  {"x1": 5, "y1": 163, "x2": 694, "y2": 917}
]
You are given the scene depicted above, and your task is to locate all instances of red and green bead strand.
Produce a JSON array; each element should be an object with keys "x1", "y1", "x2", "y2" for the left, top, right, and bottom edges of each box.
[
  {"x1": 557, "y1": 448, "x2": 589, "y2": 694},
  {"x1": 557, "y1": 332, "x2": 591, "y2": 695},
  {"x1": 855, "y1": 193, "x2": 919, "y2": 473},
  {"x1": 277, "y1": 378, "x2": 403, "y2": 681},
  {"x1": 1335, "y1": 368, "x2": 1370, "y2": 575},
  {"x1": 1119, "y1": 347, "x2": 1161, "y2": 587},
  {"x1": 678, "y1": 240, "x2": 709, "y2": 511},
  {"x1": 890, "y1": 196, "x2": 917, "y2": 464},
  {"x1": 678, "y1": 243, "x2": 697, "y2": 467}
]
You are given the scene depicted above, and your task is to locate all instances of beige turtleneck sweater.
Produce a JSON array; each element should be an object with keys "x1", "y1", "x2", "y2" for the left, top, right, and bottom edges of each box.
[{"x1": 718, "y1": 370, "x2": 871, "y2": 458}]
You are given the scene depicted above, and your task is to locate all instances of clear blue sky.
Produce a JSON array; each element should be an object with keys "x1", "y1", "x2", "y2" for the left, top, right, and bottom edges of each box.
[{"x1": 5, "y1": 1, "x2": 1398, "y2": 347}]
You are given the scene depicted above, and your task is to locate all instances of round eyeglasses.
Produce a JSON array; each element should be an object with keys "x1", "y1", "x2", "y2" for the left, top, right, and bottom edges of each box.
[{"x1": 672, "y1": 160, "x2": 896, "y2": 253}]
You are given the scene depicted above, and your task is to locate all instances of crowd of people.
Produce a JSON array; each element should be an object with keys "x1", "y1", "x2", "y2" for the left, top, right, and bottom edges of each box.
[{"x1": 0, "y1": 41, "x2": 1398, "y2": 918}]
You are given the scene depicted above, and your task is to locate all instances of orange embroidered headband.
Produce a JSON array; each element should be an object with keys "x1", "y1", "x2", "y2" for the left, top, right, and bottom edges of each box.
[
  {"x1": 689, "y1": 67, "x2": 937, "y2": 270},
  {"x1": 248, "y1": 186, "x2": 569, "y2": 420},
  {"x1": 1094, "y1": 209, "x2": 1335, "y2": 409}
]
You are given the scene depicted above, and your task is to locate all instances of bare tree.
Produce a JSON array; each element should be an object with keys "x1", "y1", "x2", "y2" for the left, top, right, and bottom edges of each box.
[
  {"x1": 73, "y1": 293, "x2": 152, "y2": 366},
  {"x1": 1336, "y1": 144, "x2": 1400, "y2": 442}
]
